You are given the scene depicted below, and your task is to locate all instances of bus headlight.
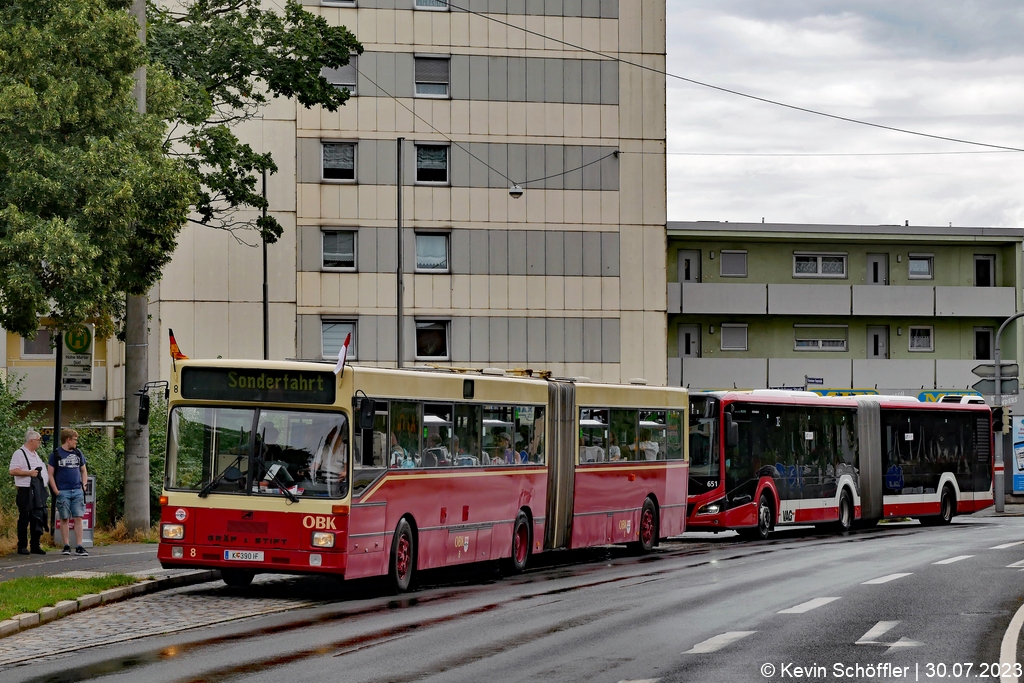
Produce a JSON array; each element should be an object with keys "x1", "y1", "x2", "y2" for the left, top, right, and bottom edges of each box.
[
  {"x1": 162, "y1": 524, "x2": 185, "y2": 540},
  {"x1": 311, "y1": 532, "x2": 335, "y2": 548},
  {"x1": 697, "y1": 501, "x2": 723, "y2": 515},
  {"x1": 171, "y1": 546, "x2": 184, "y2": 558}
]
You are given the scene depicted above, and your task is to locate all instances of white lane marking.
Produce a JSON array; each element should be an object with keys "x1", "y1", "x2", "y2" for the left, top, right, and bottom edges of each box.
[
  {"x1": 862, "y1": 573, "x2": 913, "y2": 584},
  {"x1": 684, "y1": 631, "x2": 756, "y2": 654},
  {"x1": 618, "y1": 680, "x2": 660, "y2": 683},
  {"x1": 856, "y1": 621, "x2": 921, "y2": 651},
  {"x1": 999, "y1": 598, "x2": 1024, "y2": 683},
  {"x1": 1007, "y1": 560, "x2": 1024, "y2": 568},
  {"x1": 778, "y1": 597, "x2": 842, "y2": 614},
  {"x1": 933, "y1": 555, "x2": 974, "y2": 565},
  {"x1": 991, "y1": 541, "x2": 1024, "y2": 549},
  {"x1": 856, "y1": 621, "x2": 900, "y2": 644}
]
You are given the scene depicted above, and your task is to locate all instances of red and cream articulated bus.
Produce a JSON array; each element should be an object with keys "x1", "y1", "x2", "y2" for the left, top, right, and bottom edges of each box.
[
  {"x1": 158, "y1": 360, "x2": 689, "y2": 591},
  {"x1": 686, "y1": 390, "x2": 994, "y2": 539}
]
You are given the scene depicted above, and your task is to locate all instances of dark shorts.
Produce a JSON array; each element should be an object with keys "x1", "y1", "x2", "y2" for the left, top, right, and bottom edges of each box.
[{"x1": 56, "y1": 488, "x2": 85, "y2": 519}]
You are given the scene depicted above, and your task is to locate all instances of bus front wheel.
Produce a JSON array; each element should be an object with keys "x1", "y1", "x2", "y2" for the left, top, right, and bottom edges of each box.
[
  {"x1": 740, "y1": 494, "x2": 772, "y2": 541},
  {"x1": 389, "y1": 518, "x2": 416, "y2": 593},
  {"x1": 221, "y1": 569, "x2": 254, "y2": 588}
]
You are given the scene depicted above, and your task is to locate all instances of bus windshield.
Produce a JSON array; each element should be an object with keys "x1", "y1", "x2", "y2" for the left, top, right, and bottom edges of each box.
[
  {"x1": 689, "y1": 395, "x2": 719, "y2": 478},
  {"x1": 166, "y1": 406, "x2": 349, "y2": 499}
]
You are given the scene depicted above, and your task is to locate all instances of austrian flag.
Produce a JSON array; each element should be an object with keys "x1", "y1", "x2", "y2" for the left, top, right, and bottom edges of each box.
[{"x1": 333, "y1": 333, "x2": 351, "y2": 376}]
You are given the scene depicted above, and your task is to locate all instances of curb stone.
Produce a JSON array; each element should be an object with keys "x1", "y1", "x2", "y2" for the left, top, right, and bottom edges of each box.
[{"x1": 0, "y1": 570, "x2": 220, "y2": 638}]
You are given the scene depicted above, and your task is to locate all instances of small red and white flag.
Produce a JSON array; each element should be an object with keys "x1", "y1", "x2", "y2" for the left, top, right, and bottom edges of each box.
[{"x1": 333, "y1": 333, "x2": 352, "y2": 375}]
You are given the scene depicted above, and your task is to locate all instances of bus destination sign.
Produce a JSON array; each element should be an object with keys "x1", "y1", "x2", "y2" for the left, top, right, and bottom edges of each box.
[{"x1": 181, "y1": 367, "x2": 337, "y2": 405}]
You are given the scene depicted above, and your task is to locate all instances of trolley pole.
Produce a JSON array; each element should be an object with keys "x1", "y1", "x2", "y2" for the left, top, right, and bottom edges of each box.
[
  {"x1": 993, "y1": 311, "x2": 1024, "y2": 512},
  {"x1": 396, "y1": 137, "x2": 404, "y2": 369}
]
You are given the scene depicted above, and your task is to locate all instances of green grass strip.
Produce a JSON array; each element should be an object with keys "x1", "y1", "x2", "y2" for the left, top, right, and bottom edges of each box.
[{"x1": 0, "y1": 575, "x2": 139, "y2": 622}]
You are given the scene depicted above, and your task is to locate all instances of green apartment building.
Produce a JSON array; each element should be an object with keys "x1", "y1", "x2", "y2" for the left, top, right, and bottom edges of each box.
[{"x1": 667, "y1": 221, "x2": 1024, "y2": 398}]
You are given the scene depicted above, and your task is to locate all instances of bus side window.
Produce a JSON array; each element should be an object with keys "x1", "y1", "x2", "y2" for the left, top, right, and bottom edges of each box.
[
  {"x1": 610, "y1": 409, "x2": 637, "y2": 462},
  {"x1": 454, "y1": 404, "x2": 482, "y2": 467},
  {"x1": 516, "y1": 406, "x2": 544, "y2": 464},
  {"x1": 391, "y1": 401, "x2": 421, "y2": 468}
]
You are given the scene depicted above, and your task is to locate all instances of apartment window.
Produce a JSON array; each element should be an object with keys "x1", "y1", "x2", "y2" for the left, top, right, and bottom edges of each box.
[
  {"x1": 416, "y1": 144, "x2": 448, "y2": 183},
  {"x1": 416, "y1": 233, "x2": 449, "y2": 272},
  {"x1": 793, "y1": 253, "x2": 847, "y2": 278},
  {"x1": 321, "y1": 0, "x2": 355, "y2": 7},
  {"x1": 720, "y1": 250, "x2": 747, "y2": 277},
  {"x1": 321, "y1": 55, "x2": 357, "y2": 95},
  {"x1": 322, "y1": 142, "x2": 355, "y2": 181},
  {"x1": 416, "y1": 320, "x2": 449, "y2": 359},
  {"x1": 794, "y1": 325, "x2": 848, "y2": 352},
  {"x1": 322, "y1": 320, "x2": 356, "y2": 360},
  {"x1": 414, "y1": 0, "x2": 448, "y2": 10},
  {"x1": 975, "y1": 328, "x2": 993, "y2": 360},
  {"x1": 908, "y1": 254, "x2": 934, "y2": 280},
  {"x1": 909, "y1": 326, "x2": 934, "y2": 352},
  {"x1": 415, "y1": 57, "x2": 450, "y2": 97},
  {"x1": 322, "y1": 230, "x2": 356, "y2": 270},
  {"x1": 720, "y1": 324, "x2": 748, "y2": 352},
  {"x1": 22, "y1": 328, "x2": 54, "y2": 358}
]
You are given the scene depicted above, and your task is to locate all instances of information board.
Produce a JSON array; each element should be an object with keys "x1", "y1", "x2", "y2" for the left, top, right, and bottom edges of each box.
[{"x1": 1013, "y1": 416, "x2": 1024, "y2": 494}]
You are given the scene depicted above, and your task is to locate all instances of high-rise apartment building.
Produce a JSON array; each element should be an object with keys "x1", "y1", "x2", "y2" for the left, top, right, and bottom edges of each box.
[{"x1": 146, "y1": 0, "x2": 667, "y2": 396}]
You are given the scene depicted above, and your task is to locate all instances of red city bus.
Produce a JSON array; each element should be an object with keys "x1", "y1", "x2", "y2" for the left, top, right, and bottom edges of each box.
[
  {"x1": 157, "y1": 360, "x2": 689, "y2": 591},
  {"x1": 685, "y1": 390, "x2": 993, "y2": 539}
]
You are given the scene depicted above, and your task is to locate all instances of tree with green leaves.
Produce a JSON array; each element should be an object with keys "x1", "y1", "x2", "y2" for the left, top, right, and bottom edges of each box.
[
  {"x1": 0, "y1": 0, "x2": 197, "y2": 340},
  {"x1": 147, "y1": 0, "x2": 362, "y2": 243}
]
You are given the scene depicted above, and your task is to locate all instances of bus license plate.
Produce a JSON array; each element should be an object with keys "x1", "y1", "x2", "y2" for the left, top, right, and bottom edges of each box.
[{"x1": 223, "y1": 550, "x2": 264, "y2": 562}]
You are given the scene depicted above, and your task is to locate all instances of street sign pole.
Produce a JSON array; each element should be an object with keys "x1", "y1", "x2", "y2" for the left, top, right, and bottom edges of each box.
[{"x1": 993, "y1": 312, "x2": 1024, "y2": 512}]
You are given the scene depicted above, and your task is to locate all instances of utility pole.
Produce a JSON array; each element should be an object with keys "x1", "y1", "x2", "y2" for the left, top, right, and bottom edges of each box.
[
  {"x1": 262, "y1": 169, "x2": 269, "y2": 360},
  {"x1": 123, "y1": 0, "x2": 150, "y2": 533},
  {"x1": 396, "y1": 137, "x2": 404, "y2": 369}
]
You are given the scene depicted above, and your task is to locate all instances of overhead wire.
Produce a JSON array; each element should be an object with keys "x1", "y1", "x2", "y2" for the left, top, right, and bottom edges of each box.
[{"x1": 442, "y1": 1, "x2": 1024, "y2": 154}]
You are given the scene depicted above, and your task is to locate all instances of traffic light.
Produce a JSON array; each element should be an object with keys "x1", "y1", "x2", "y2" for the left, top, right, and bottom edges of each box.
[
  {"x1": 1003, "y1": 408, "x2": 1013, "y2": 434},
  {"x1": 987, "y1": 405, "x2": 1003, "y2": 432}
]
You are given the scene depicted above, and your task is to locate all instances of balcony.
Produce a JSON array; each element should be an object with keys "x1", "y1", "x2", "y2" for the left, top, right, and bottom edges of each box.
[
  {"x1": 768, "y1": 284, "x2": 850, "y2": 315},
  {"x1": 668, "y1": 357, "x2": 1007, "y2": 393},
  {"x1": 852, "y1": 285, "x2": 933, "y2": 316},
  {"x1": 935, "y1": 286, "x2": 1016, "y2": 317},
  {"x1": 668, "y1": 282, "x2": 766, "y2": 316}
]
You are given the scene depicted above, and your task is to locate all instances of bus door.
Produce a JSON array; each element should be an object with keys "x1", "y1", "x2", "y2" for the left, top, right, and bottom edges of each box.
[
  {"x1": 974, "y1": 412, "x2": 993, "y2": 497},
  {"x1": 544, "y1": 381, "x2": 576, "y2": 550}
]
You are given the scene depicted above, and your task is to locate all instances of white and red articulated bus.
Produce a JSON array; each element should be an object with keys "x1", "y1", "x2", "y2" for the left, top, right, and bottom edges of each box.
[{"x1": 686, "y1": 390, "x2": 993, "y2": 539}]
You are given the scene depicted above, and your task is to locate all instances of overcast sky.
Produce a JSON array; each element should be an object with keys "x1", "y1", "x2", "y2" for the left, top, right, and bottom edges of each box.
[{"x1": 666, "y1": 2, "x2": 1024, "y2": 227}]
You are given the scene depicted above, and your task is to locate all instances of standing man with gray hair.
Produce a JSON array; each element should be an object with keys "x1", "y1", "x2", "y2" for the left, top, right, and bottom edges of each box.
[{"x1": 8, "y1": 429, "x2": 48, "y2": 555}]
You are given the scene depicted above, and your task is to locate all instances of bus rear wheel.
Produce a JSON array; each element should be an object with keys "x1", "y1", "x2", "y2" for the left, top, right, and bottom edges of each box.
[
  {"x1": 634, "y1": 499, "x2": 657, "y2": 554},
  {"x1": 834, "y1": 489, "x2": 853, "y2": 533},
  {"x1": 505, "y1": 512, "x2": 530, "y2": 574},
  {"x1": 921, "y1": 487, "x2": 955, "y2": 526},
  {"x1": 389, "y1": 518, "x2": 416, "y2": 593},
  {"x1": 739, "y1": 494, "x2": 772, "y2": 540},
  {"x1": 221, "y1": 569, "x2": 254, "y2": 588}
]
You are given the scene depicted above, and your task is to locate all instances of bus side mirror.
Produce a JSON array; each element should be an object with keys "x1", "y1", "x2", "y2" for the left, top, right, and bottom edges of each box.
[
  {"x1": 358, "y1": 398, "x2": 376, "y2": 430},
  {"x1": 724, "y1": 413, "x2": 738, "y2": 449},
  {"x1": 138, "y1": 393, "x2": 151, "y2": 426}
]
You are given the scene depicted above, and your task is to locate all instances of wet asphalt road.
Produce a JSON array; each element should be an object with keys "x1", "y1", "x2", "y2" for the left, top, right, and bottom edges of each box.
[{"x1": 7, "y1": 517, "x2": 1024, "y2": 683}]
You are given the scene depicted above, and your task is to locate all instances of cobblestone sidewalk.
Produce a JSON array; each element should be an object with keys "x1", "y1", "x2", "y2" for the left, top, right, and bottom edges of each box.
[{"x1": 0, "y1": 576, "x2": 316, "y2": 668}]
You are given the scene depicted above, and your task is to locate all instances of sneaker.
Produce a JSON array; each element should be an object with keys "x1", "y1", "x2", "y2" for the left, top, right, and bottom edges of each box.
[
  {"x1": 62, "y1": 545, "x2": 71, "y2": 555},
  {"x1": 17, "y1": 548, "x2": 29, "y2": 556},
  {"x1": 74, "y1": 546, "x2": 89, "y2": 556},
  {"x1": 30, "y1": 547, "x2": 45, "y2": 555}
]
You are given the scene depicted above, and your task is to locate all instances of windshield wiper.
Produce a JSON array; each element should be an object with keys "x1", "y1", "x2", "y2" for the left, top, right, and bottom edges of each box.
[{"x1": 198, "y1": 454, "x2": 244, "y2": 498}]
